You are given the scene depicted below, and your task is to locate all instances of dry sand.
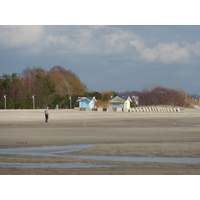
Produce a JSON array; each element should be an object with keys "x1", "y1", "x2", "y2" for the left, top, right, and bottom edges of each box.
[{"x1": 0, "y1": 107, "x2": 200, "y2": 175}]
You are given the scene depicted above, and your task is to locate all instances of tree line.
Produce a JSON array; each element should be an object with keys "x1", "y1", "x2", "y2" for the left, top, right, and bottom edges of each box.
[
  {"x1": 0, "y1": 66, "x2": 87, "y2": 109},
  {"x1": 0, "y1": 65, "x2": 197, "y2": 109},
  {"x1": 119, "y1": 86, "x2": 194, "y2": 107}
]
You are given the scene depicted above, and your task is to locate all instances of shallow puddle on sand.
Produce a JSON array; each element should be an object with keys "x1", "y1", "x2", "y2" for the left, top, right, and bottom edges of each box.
[
  {"x1": 63, "y1": 155, "x2": 200, "y2": 164},
  {"x1": 0, "y1": 162, "x2": 116, "y2": 169},
  {"x1": 0, "y1": 143, "x2": 200, "y2": 169}
]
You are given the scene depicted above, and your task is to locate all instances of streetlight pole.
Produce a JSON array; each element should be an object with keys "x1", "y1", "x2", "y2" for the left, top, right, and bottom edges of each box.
[
  {"x1": 69, "y1": 96, "x2": 71, "y2": 109},
  {"x1": 4, "y1": 95, "x2": 6, "y2": 110},
  {"x1": 32, "y1": 95, "x2": 35, "y2": 109}
]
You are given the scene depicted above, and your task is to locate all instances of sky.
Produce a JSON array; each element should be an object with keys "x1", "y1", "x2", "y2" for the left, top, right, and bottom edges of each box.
[
  {"x1": 1, "y1": 25, "x2": 200, "y2": 94},
  {"x1": 1, "y1": 0, "x2": 200, "y2": 95}
]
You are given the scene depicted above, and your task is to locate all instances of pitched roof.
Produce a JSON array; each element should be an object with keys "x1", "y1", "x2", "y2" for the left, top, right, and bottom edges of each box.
[
  {"x1": 77, "y1": 97, "x2": 97, "y2": 102},
  {"x1": 109, "y1": 96, "x2": 132, "y2": 103}
]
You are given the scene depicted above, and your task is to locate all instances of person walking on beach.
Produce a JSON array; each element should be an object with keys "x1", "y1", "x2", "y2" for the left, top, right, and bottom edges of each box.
[{"x1": 44, "y1": 106, "x2": 49, "y2": 123}]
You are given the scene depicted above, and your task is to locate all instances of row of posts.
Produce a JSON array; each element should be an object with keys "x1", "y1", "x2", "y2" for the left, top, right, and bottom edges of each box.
[
  {"x1": 2, "y1": 95, "x2": 35, "y2": 110},
  {"x1": 2, "y1": 95, "x2": 72, "y2": 110}
]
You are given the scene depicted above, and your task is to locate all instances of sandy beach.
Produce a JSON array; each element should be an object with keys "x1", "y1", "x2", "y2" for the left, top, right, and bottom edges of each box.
[{"x1": 0, "y1": 107, "x2": 200, "y2": 175}]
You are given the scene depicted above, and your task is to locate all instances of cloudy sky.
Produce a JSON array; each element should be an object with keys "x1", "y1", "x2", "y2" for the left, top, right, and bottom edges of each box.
[{"x1": 1, "y1": 25, "x2": 200, "y2": 94}]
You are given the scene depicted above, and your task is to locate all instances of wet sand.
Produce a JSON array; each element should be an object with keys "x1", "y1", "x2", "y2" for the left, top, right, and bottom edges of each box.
[{"x1": 0, "y1": 107, "x2": 200, "y2": 174}]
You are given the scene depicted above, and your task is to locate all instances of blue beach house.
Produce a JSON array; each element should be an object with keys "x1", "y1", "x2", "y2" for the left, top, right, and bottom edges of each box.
[{"x1": 77, "y1": 97, "x2": 97, "y2": 109}]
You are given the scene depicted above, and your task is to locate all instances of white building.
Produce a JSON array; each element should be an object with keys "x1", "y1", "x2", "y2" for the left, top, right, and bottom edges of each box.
[{"x1": 109, "y1": 96, "x2": 132, "y2": 109}]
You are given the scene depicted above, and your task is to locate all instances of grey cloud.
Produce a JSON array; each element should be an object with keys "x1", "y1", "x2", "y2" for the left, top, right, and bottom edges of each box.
[
  {"x1": 140, "y1": 42, "x2": 191, "y2": 63},
  {"x1": 43, "y1": 26, "x2": 139, "y2": 56},
  {"x1": 0, "y1": 25, "x2": 45, "y2": 48},
  {"x1": 185, "y1": 41, "x2": 200, "y2": 55}
]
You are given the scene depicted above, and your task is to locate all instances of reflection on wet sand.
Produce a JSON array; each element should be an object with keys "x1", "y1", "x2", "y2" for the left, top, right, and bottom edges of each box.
[{"x1": 0, "y1": 143, "x2": 200, "y2": 169}]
